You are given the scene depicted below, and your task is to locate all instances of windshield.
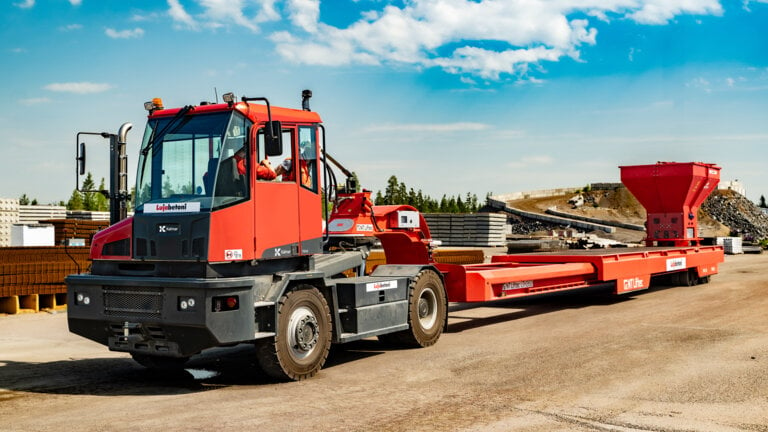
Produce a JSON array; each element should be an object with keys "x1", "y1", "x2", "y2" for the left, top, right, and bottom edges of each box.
[{"x1": 135, "y1": 111, "x2": 252, "y2": 212}]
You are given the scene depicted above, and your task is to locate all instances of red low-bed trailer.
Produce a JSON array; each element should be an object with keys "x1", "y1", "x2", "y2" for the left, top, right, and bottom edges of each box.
[
  {"x1": 431, "y1": 161, "x2": 726, "y2": 303},
  {"x1": 436, "y1": 246, "x2": 723, "y2": 302}
]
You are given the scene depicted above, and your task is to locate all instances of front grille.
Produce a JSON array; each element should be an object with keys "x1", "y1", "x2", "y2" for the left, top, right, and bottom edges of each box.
[{"x1": 104, "y1": 286, "x2": 163, "y2": 319}]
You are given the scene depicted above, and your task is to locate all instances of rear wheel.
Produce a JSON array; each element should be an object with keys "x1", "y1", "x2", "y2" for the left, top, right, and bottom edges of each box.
[
  {"x1": 379, "y1": 269, "x2": 446, "y2": 348},
  {"x1": 256, "y1": 286, "x2": 332, "y2": 381}
]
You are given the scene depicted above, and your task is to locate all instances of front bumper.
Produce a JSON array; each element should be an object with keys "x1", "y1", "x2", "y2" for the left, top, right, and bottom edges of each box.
[{"x1": 66, "y1": 274, "x2": 261, "y2": 357}]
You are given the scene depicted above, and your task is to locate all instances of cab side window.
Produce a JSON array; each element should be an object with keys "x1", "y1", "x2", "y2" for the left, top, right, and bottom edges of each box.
[
  {"x1": 298, "y1": 126, "x2": 317, "y2": 192},
  {"x1": 257, "y1": 129, "x2": 294, "y2": 182}
]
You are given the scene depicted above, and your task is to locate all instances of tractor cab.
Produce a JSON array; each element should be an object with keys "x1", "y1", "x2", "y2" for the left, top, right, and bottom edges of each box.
[{"x1": 89, "y1": 95, "x2": 324, "y2": 268}]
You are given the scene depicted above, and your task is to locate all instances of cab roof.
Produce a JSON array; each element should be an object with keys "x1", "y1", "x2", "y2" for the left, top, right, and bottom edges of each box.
[{"x1": 149, "y1": 101, "x2": 322, "y2": 125}]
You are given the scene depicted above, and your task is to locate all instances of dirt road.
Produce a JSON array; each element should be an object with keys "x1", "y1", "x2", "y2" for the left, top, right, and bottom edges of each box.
[{"x1": 2, "y1": 254, "x2": 767, "y2": 431}]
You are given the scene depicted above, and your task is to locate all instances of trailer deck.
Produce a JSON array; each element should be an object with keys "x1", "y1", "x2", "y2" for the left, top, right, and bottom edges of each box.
[{"x1": 436, "y1": 246, "x2": 724, "y2": 302}]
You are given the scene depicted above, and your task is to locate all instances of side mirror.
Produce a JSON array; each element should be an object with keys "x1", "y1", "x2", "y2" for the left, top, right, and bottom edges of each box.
[
  {"x1": 264, "y1": 121, "x2": 283, "y2": 156},
  {"x1": 78, "y1": 142, "x2": 86, "y2": 175}
]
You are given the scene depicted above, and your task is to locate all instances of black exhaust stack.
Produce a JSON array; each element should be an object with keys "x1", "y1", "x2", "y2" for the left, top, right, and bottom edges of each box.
[{"x1": 302, "y1": 89, "x2": 312, "y2": 111}]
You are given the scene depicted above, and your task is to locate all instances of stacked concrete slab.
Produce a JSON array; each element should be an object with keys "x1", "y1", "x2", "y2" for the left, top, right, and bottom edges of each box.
[
  {"x1": 18, "y1": 204, "x2": 66, "y2": 223},
  {"x1": 424, "y1": 213, "x2": 507, "y2": 246},
  {"x1": 66, "y1": 210, "x2": 110, "y2": 221},
  {"x1": 716, "y1": 237, "x2": 744, "y2": 254},
  {"x1": 0, "y1": 199, "x2": 20, "y2": 247}
]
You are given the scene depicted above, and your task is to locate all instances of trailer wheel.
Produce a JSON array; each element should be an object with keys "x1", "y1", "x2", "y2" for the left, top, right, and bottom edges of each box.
[
  {"x1": 683, "y1": 269, "x2": 699, "y2": 286},
  {"x1": 131, "y1": 353, "x2": 188, "y2": 370},
  {"x1": 256, "y1": 286, "x2": 332, "y2": 381},
  {"x1": 379, "y1": 269, "x2": 446, "y2": 348}
]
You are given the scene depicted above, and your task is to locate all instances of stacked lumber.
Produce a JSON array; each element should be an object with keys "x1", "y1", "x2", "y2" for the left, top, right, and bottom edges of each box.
[
  {"x1": 44, "y1": 219, "x2": 109, "y2": 246},
  {"x1": 0, "y1": 246, "x2": 90, "y2": 313},
  {"x1": 365, "y1": 248, "x2": 485, "y2": 274}
]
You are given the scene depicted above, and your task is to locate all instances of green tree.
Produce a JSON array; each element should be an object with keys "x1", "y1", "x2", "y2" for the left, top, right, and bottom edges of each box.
[
  {"x1": 760, "y1": 195, "x2": 767, "y2": 208},
  {"x1": 439, "y1": 195, "x2": 448, "y2": 212},
  {"x1": 82, "y1": 172, "x2": 97, "y2": 210},
  {"x1": 350, "y1": 172, "x2": 361, "y2": 192},
  {"x1": 67, "y1": 189, "x2": 84, "y2": 210},
  {"x1": 383, "y1": 175, "x2": 400, "y2": 204},
  {"x1": 95, "y1": 178, "x2": 109, "y2": 211},
  {"x1": 18, "y1": 194, "x2": 30, "y2": 205},
  {"x1": 456, "y1": 196, "x2": 466, "y2": 213},
  {"x1": 127, "y1": 186, "x2": 136, "y2": 212}
]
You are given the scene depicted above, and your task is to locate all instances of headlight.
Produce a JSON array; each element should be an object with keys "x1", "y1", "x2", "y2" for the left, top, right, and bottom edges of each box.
[
  {"x1": 75, "y1": 293, "x2": 91, "y2": 306},
  {"x1": 178, "y1": 297, "x2": 198, "y2": 311}
]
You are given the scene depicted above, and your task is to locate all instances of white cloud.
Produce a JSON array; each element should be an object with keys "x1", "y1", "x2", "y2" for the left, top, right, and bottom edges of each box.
[
  {"x1": 14, "y1": 0, "x2": 34, "y2": 8},
  {"x1": 44, "y1": 82, "x2": 113, "y2": 94},
  {"x1": 69, "y1": 0, "x2": 82, "y2": 6},
  {"x1": 168, "y1": 0, "x2": 280, "y2": 32},
  {"x1": 59, "y1": 24, "x2": 83, "y2": 32},
  {"x1": 19, "y1": 97, "x2": 52, "y2": 106},
  {"x1": 364, "y1": 122, "x2": 490, "y2": 133},
  {"x1": 507, "y1": 155, "x2": 554, "y2": 169},
  {"x1": 105, "y1": 27, "x2": 145, "y2": 39},
  {"x1": 270, "y1": 0, "x2": 722, "y2": 80},
  {"x1": 686, "y1": 76, "x2": 712, "y2": 92},
  {"x1": 287, "y1": 0, "x2": 319, "y2": 33},
  {"x1": 131, "y1": 12, "x2": 163, "y2": 22},
  {"x1": 743, "y1": 0, "x2": 768, "y2": 11},
  {"x1": 165, "y1": 0, "x2": 728, "y2": 80},
  {"x1": 627, "y1": 0, "x2": 722, "y2": 24},
  {"x1": 168, "y1": 0, "x2": 198, "y2": 29}
]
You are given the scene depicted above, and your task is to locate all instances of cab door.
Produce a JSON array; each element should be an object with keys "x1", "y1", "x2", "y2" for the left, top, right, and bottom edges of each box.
[
  {"x1": 296, "y1": 125, "x2": 322, "y2": 254},
  {"x1": 252, "y1": 127, "x2": 300, "y2": 259}
]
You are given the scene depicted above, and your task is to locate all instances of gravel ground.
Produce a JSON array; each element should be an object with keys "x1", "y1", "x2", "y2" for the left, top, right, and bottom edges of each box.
[{"x1": 1, "y1": 253, "x2": 767, "y2": 432}]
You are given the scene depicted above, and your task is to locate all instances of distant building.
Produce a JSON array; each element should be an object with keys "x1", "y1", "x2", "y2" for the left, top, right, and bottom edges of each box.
[{"x1": 719, "y1": 179, "x2": 746, "y2": 196}]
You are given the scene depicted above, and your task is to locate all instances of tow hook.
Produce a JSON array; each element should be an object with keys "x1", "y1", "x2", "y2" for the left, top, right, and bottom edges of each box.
[{"x1": 118, "y1": 321, "x2": 142, "y2": 343}]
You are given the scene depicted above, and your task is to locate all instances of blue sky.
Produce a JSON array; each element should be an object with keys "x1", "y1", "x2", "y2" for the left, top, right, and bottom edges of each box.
[{"x1": 1, "y1": 0, "x2": 767, "y2": 205}]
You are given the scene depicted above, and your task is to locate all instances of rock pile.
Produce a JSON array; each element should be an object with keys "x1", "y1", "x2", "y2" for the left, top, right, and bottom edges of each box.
[
  {"x1": 702, "y1": 190, "x2": 768, "y2": 240},
  {"x1": 506, "y1": 214, "x2": 562, "y2": 235}
]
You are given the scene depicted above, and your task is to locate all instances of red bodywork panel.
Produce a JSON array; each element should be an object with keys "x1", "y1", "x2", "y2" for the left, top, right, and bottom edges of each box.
[
  {"x1": 437, "y1": 246, "x2": 723, "y2": 302},
  {"x1": 327, "y1": 191, "x2": 433, "y2": 265},
  {"x1": 621, "y1": 162, "x2": 720, "y2": 246},
  {"x1": 90, "y1": 217, "x2": 133, "y2": 260}
]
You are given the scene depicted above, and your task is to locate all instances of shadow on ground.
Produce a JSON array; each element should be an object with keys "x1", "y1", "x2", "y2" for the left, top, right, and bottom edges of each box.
[{"x1": 0, "y1": 282, "x2": 683, "y2": 396}]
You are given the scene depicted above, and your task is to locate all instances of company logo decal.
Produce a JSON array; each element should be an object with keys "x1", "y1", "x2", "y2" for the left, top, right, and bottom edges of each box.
[
  {"x1": 145, "y1": 202, "x2": 201, "y2": 213},
  {"x1": 666, "y1": 257, "x2": 687, "y2": 271},
  {"x1": 157, "y1": 224, "x2": 180, "y2": 234},
  {"x1": 366, "y1": 280, "x2": 398, "y2": 292},
  {"x1": 356, "y1": 224, "x2": 374, "y2": 232},
  {"x1": 502, "y1": 280, "x2": 534, "y2": 291},
  {"x1": 622, "y1": 277, "x2": 646, "y2": 291}
]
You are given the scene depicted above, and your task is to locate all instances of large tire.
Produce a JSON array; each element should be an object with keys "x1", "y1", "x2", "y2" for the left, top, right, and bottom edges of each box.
[
  {"x1": 256, "y1": 286, "x2": 332, "y2": 381},
  {"x1": 379, "y1": 269, "x2": 447, "y2": 348},
  {"x1": 131, "y1": 353, "x2": 188, "y2": 370}
]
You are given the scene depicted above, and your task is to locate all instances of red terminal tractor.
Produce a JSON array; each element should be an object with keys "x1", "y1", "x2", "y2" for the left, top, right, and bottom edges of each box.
[{"x1": 67, "y1": 91, "x2": 725, "y2": 380}]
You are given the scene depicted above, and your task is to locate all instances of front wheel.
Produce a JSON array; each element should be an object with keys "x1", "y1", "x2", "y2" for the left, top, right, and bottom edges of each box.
[
  {"x1": 379, "y1": 269, "x2": 447, "y2": 348},
  {"x1": 256, "y1": 286, "x2": 332, "y2": 381}
]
